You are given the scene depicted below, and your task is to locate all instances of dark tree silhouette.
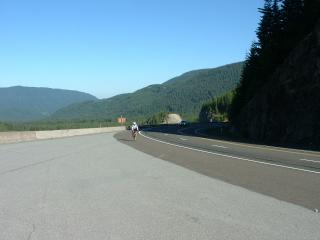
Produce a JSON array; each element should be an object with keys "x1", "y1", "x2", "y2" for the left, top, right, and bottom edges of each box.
[{"x1": 230, "y1": 0, "x2": 320, "y2": 121}]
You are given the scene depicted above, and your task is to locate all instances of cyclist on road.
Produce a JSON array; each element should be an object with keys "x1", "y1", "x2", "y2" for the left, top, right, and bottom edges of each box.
[{"x1": 131, "y1": 122, "x2": 139, "y2": 140}]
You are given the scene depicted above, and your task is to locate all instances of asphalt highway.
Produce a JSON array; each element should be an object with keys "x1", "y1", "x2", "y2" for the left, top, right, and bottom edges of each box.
[
  {"x1": 115, "y1": 124, "x2": 320, "y2": 210},
  {"x1": 144, "y1": 124, "x2": 320, "y2": 173},
  {"x1": 1, "y1": 132, "x2": 320, "y2": 239}
]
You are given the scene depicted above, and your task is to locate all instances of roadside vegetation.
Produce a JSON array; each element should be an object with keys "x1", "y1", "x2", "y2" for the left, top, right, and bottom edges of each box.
[
  {"x1": 0, "y1": 119, "x2": 122, "y2": 132},
  {"x1": 0, "y1": 112, "x2": 192, "y2": 132},
  {"x1": 199, "y1": 91, "x2": 234, "y2": 122},
  {"x1": 144, "y1": 112, "x2": 168, "y2": 125}
]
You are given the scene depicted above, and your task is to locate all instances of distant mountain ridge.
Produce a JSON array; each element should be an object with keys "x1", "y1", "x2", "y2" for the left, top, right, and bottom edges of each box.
[
  {"x1": 0, "y1": 86, "x2": 97, "y2": 122},
  {"x1": 51, "y1": 62, "x2": 244, "y2": 120}
]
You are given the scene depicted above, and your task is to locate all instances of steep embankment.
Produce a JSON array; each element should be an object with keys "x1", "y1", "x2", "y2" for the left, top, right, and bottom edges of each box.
[
  {"x1": 236, "y1": 21, "x2": 320, "y2": 148},
  {"x1": 0, "y1": 86, "x2": 97, "y2": 122},
  {"x1": 51, "y1": 62, "x2": 243, "y2": 120}
]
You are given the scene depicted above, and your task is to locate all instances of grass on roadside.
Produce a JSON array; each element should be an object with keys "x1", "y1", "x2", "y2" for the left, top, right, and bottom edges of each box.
[{"x1": 0, "y1": 119, "x2": 123, "y2": 132}]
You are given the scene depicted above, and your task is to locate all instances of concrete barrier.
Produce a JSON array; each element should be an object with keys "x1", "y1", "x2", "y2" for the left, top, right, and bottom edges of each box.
[
  {"x1": 0, "y1": 131, "x2": 37, "y2": 144},
  {"x1": 0, "y1": 126, "x2": 126, "y2": 144}
]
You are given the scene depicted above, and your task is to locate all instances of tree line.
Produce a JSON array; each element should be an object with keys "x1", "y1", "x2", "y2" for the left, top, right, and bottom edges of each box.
[
  {"x1": 230, "y1": 0, "x2": 320, "y2": 120},
  {"x1": 144, "y1": 112, "x2": 168, "y2": 125},
  {"x1": 199, "y1": 91, "x2": 234, "y2": 122}
]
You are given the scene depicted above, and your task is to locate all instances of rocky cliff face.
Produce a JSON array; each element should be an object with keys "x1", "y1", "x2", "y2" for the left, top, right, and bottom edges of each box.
[{"x1": 236, "y1": 20, "x2": 320, "y2": 149}]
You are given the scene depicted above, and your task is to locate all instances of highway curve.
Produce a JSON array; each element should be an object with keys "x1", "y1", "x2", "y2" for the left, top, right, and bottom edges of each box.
[
  {"x1": 115, "y1": 124, "x2": 320, "y2": 210},
  {"x1": 1, "y1": 132, "x2": 320, "y2": 239}
]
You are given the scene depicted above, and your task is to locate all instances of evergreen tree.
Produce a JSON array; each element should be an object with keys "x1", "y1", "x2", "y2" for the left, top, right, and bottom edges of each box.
[
  {"x1": 259, "y1": 0, "x2": 283, "y2": 75},
  {"x1": 281, "y1": 0, "x2": 304, "y2": 30},
  {"x1": 231, "y1": 43, "x2": 260, "y2": 120},
  {"x1": 231, "y1": 0, "x2": 320, "y2": 123},
  {"x1": 304, "y1": 0, "x2": 320, "y2": 30},
  {"x1": 257, "y1": 0, "x2": 274, "y2": 48},
  {"x1": 281, "y1": 0, "x2": 304, "y2": 54},
  {"x1": 199, "y1": 91, "x2": 235, "y2": 122}
]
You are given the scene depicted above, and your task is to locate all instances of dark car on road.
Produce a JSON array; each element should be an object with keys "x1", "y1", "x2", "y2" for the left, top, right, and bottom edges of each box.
[{"x1": 179, "y1": 120, "x2": 188, "y2": 127}]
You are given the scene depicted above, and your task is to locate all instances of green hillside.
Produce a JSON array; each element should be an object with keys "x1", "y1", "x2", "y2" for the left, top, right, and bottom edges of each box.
[
  {"x1": 0, "y1": 86, "x2": 97, "y2": 122},
  {"x1": 199, "y1": 90, "x2": 234, "y2": 122},
  {"x1": 51, "y1": 62, "x2": 243, "y2": 120}
]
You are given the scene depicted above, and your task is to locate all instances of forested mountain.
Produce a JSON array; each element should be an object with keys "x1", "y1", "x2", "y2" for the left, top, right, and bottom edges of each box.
[
  {"x1": 0, "y1": 86, "x2": 97, "y2": 122},
  {"x1": 51, "y1": 62, "x2": 243, "y2": 120},
  {"x1": 199, "y1": 91, "x2": 234, "y2": 122},
  {"x1": 231, "y1": 0, "x2": 320, "y2": 148}
]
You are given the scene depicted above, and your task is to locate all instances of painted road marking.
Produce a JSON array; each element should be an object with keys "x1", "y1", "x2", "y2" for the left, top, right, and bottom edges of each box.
[
  {"x1": 193, "y1": 128, "x2": 320, "y2": 158},
  {"x1": 180, "y1": 138, "x2": 188, "y2": 141},
  {"x1": 139, "y1": 131, "x2": 320, "y2": 174},
  {"x1": 300, "y1": 159, "x2": 320, "y2": 163},
  {"x1": 212, "y1": 144, "x2": 228, "y2": 149}
]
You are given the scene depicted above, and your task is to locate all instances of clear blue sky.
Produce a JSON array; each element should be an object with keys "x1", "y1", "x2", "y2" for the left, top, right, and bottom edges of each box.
[{"x1": 0, "y1": 0, "x2": 263, "y2": 98}]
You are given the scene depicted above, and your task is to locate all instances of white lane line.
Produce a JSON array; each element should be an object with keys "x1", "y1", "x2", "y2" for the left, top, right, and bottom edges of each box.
[
  {"x1": 139, "y1": 131, "x2": 320, "y2": 174},
  {"x1": 194, "y1": 128, "x2": 320, "y2": 158},
  {"x1": 180, "y1": 138, "x2": 188, "y2": 141},
  {"x1": 300, "y1": 158, "x2": 320, "y2": 163},
  {"x1": 212, "y1": 144, "x2": 228, "y2": 149}
]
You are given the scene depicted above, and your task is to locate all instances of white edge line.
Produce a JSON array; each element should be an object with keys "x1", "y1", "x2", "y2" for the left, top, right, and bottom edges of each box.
[
  {"x1": 300, "y1": 158, "x2": 320, "y2": 163},
  {"x1": 139, "y1": 131, "x2": 320, "y2": 175},
  {"x1": 212, "y1": 144, "x2": 228, "y2": 149},
  {"x1": 194, "y1": 128, "x2": 320, "y2": 158}
]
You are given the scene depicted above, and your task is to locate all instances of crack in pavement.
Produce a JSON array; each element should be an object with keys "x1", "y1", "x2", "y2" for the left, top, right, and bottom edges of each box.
[
  {"x1": 0, "y1": 142, "x2": 105, "y2": 177},
  {"x1": 0, "y1": 153, "x2": 72, "y2": 177},
  {"x1": 26, "y1": 224, "x2": 36, "y2": 240},
  {"x1": 41, "y1": 162, "x2": 51, "y2": 206}
]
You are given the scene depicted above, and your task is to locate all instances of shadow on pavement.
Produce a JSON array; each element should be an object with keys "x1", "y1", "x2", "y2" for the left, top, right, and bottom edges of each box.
[
  {"x1": 140, "y1": 123, "x2": 320, "y2": 152},
  {"x1": 118, "y1": 138, "x2": 135, "y2": 142},
  {"x1": 140, "y1": 123, "x2": 236, "y2": 141}
]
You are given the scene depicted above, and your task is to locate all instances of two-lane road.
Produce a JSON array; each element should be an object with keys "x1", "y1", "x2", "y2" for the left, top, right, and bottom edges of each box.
[
  {"x1": 115, "y1": 125, "x2": 320, "y2": 210},
  {"x1": 1, "y1": 131, "x2": 320, "y2": 239},
  {"x1": 143, "y1": 124, "x2": 320, "y2": 173}
]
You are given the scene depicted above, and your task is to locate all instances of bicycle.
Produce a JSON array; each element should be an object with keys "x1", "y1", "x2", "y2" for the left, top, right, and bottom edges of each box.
[{"x1": 132, "y1": 129, "x2": 138, "y2": 141}]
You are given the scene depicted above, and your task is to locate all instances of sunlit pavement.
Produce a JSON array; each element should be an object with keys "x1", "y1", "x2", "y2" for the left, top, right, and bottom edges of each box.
[{"x1": 0, "y1": 133, "x2": 319, "y2": 240}]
